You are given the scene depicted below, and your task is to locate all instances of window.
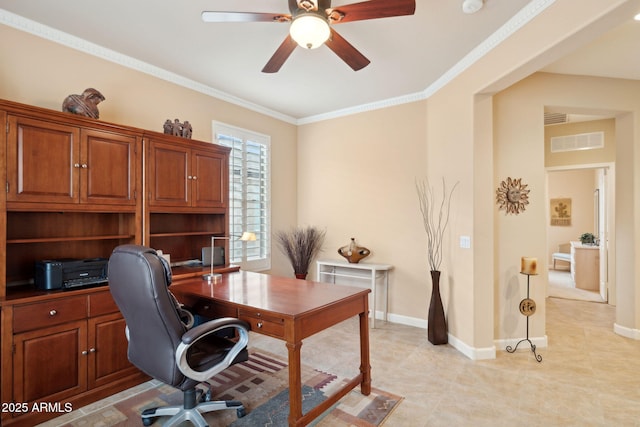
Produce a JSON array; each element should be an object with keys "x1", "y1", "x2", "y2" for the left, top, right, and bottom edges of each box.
[{"x1": 214, "y1": 122, "x2": 271, "y2": 271}]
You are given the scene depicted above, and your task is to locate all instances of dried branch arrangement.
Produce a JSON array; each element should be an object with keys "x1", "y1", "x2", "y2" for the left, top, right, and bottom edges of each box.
[
  {"x1": 275, "y1": 226, "x2": 326, "y2": 275},
  {"x1": 416, "y1": 178, "x2": 459, "y2": 272}
]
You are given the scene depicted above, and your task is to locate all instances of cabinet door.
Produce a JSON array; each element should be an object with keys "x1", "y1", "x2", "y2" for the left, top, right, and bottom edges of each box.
[
  {"x1": 6, "y1": 115, "x2": 80, "y2": 204},
  {"x1": 81, "y1": 129, "x2": 138, "y2": 206},
  {"x1": 87, "y1": 313, "x2": 137, "y2": 389},
  {"x1": 191, "y1": 148, "x2": 228, "y2": 208},
  {"x1": 13, "y1": 320, "x2": 87, "y2": 404},
  {"x1": 147, "y1": 140, "x2": 190, "y2": 207}
]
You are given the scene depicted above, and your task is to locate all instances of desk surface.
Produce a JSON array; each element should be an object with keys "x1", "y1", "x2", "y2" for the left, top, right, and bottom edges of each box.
[{"x1": 171, "y1": 270, "x2": 370, "y2": 318}]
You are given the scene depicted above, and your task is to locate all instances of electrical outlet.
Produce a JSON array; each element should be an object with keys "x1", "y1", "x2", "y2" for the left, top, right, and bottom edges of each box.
[{"x1": 460, "y1": 236, "x2": 471, "y2": 249}]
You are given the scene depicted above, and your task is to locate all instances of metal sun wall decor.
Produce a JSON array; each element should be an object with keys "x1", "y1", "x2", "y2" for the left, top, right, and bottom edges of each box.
[{"x1": 496, "y1": 177, "x2": 530, "y2": 215}]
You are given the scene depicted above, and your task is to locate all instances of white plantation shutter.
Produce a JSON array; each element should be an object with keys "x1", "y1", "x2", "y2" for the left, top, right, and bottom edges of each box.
[{"x1": 214, "y1": 122, "x2": 271, "y2": 270}]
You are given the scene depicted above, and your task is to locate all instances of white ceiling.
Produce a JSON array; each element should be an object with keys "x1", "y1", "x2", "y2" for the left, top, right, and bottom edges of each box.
[{"x1": 1, "y1": 1, "x2": 639, "y2": 122}]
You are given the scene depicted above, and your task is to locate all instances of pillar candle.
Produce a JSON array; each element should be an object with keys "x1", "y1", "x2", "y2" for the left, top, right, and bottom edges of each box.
[{"x1": 521, "y1": 257, "x2": 538, "y2": 275}]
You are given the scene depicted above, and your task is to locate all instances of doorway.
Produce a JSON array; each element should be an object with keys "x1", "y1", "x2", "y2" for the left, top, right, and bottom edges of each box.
[{"x1": 545, "y1": 165, "x2": 614, "y2": 304}]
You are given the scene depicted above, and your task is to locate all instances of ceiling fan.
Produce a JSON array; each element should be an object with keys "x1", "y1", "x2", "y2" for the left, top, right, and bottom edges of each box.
[{"x1": 201, "y1": 0, "x2": 416, "y2": 73}]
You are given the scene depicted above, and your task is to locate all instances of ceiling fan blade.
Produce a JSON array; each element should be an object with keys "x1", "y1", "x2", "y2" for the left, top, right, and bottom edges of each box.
[
  {"x1": 325, "y1": 29, "x2": 370, "y2": 71},
  {"x1": 328, "y1": 0, "x2": 415, "y2": 23},
  {"x1": 262, "y1": 35, "x2": 298, "y2": 73},
  {"x1": 201, "y1": 11, "x2": 291, "y2": 23}
]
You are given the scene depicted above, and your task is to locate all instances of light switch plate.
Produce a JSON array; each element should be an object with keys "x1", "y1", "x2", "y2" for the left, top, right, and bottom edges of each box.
[{"x1": 460, "y1": 236, "x2": 471, "y2": 249}]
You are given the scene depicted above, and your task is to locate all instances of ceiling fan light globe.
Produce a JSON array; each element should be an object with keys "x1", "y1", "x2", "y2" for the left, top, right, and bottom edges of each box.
[{"x1": 290, "y1": 14, "x2": 330, "y2": 49}]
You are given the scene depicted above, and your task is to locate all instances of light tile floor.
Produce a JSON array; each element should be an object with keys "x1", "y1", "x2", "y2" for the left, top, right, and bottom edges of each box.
[
  {"x1": 40, "y1": 296, "x2": 640, "y2": 426},
  {"x1": 257, "y1": 296, "x2": 640, "y2": 427}
]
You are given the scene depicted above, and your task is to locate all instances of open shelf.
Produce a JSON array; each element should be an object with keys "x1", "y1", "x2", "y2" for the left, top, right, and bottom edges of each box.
[{"x1": 6, "y1": 211, "x2": 138, "y2": 286}]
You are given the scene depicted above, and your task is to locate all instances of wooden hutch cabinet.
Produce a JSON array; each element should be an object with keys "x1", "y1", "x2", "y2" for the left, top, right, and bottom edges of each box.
[
  {"x1": 147, "y1": 136, "x2": 228, "y2": 209},
  {"x1": 0, "y1": 99, "x2": 233, "y2": 425},
  {"x1": 145, "y1": 133, "x2": 232, "y2": 275},
  {"x1": 6, "y1": 116, "x2": 137, "y2": 206}
]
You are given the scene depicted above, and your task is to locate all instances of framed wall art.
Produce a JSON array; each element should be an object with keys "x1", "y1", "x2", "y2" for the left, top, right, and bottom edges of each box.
[{"x1": 550, "y1": 198, "x2": 571, "y2": 226}]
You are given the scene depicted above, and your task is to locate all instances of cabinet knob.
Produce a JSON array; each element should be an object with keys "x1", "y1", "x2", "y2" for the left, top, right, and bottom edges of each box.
[
  {"x1": 81, "y1": 164, "x2": 88, "y2": 168},
  {"x1": 74, "y1": 163, "x2": 80, "y2": 168},
  {"x1": 187, "y1": 176, "x2": 193, "y2": 180},
  {"x1": 257, "y1": 321, "x2": 263, "y2": 329},
  {"x1": 89, "y1": 348, "x2": 96, "y2": 353},
  {"x1": 49, "y1": 309, "x2": 57, "y2": 316},
  {"x1": 192, "y1": 176, "x2": 197, "y2": 180},
  {"x1": 81, "y1": 350, "x2": 88, "y2": 355}
]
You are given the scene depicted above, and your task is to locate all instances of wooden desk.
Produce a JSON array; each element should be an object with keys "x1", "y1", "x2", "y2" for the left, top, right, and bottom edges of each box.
[{"x1": 170, "y1": 271, "x2": 372, "y2": 427}]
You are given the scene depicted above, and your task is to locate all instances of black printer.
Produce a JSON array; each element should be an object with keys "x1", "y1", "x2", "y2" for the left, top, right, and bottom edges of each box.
[{"x1": 35, "y1": 258, "x2": 109, "y2": 290}]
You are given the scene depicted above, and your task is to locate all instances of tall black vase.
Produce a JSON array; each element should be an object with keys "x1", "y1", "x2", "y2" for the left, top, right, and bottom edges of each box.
[{"x1": 428, "y1": 270, "x2": 448, "y2": 345}]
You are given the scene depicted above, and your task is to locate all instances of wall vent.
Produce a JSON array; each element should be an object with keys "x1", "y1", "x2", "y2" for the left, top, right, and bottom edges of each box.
[
  {"x1": 544, "y1": 112, "x2": 567, "y2": 125},
  {"x1": 550, "y1": 131, "x2": 604, "y2": 153}
]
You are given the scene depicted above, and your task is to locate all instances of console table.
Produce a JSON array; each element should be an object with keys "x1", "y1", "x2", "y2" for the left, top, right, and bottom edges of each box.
[{"x1": 316, "y1": 259, "x2": 392, "y2": 328}]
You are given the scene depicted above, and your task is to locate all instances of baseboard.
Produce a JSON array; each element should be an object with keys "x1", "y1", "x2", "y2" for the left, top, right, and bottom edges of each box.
[
  {"x1": 385, "y1": 312, "x2": 496, "y2": 360},
  {"x1": 614, "y1": 323, "x2": 640, "y2": 340},
  {"x1": 448, "y1": 334, "x2": 496, "y2": 360}
]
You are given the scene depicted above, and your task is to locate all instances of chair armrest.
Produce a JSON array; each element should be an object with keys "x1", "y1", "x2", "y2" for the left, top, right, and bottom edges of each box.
[
  {"x1": 181, "y1": 317, "x2": 250, "y2": 344},
  {"x1": 175, "y1": 317, "x2": 250, "y2": 382}
]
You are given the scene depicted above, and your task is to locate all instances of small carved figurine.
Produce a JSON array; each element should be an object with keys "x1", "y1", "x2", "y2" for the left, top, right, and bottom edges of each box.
[
  {"x1": 62, "y1": 88, "x2": 105, "y2": 119},
  {"x1": 163, "y1": 119, "x2": 173, "y2": 134},
  {"x1": 172, "y1": 119, "x2": 182, "y2": 136},
  {"x1": 182, "y1": 121, "x2": 192, "y2": 139}
]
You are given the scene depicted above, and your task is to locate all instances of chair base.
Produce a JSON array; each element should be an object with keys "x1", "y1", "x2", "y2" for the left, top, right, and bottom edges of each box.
[{"x1": 141, "y1": 387, "x2": 246, "y2": 427}]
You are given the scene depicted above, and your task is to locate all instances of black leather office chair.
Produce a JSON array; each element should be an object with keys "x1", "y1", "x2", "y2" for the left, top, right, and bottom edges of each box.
[{"x1": 108, "y1": 244, "x2": 250, "y2": 427}]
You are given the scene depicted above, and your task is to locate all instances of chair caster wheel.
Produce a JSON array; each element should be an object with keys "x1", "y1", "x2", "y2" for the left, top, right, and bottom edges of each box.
[
  {"x1": 142, "y1": 417, "x2": 156, "y2": 426},
  {"x1": 237, "y1": 407, "x2": 247, "y2": 418}
]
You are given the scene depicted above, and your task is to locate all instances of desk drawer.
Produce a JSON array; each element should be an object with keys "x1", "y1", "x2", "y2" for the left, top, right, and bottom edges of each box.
[
  {"x1": 13, "y1": 296, "x2": 88, "y2": 333},
  {"x1": 239, "y1": 309, "x2": 284, "y2": 338},
  {"x1": 188, "y1": 300, "x2": 237, "y2": 319}
]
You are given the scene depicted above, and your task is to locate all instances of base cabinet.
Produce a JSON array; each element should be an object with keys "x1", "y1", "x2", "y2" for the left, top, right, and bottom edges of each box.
[
  {"x1": 2, "y1": 289, "x2": 147, "y2": 426},
  {"x1": 89, "y1": 312, "x2": 138, "y2": 389},
  {"x1": 570, "y1": 241, "x2": 600, "y2": 291},
  {"x1": 14, "y1": 320, "x2": 88, "y2": 405}
]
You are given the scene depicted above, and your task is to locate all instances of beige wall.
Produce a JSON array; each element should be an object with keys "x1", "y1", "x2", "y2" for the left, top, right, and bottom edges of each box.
[
  {"x1": 2, "y1": 0, "x2": 639, "y2": 358},
  {"x1": 298, "y1": 101, "x2": 429, "y2": 323},
  {"x1": 0, "y1": 25, "x2": 299, "y2": 277}
]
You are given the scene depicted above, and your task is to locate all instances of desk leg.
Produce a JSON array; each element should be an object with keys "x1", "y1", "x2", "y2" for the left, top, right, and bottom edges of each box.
[
  {"x1": 286, "y1": 341, "x2": 303, "y2": 426},
  {"x1": 359, "y1": 304, "x2": 372, "y2": 396}
]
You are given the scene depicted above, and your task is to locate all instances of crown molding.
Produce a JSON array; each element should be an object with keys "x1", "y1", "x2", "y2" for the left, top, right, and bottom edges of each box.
[
  {"x1": 300, "y1": 0, "x2": 555, "y2": 124},
  {"x1": 421, "y1": 0, "x2": 556, "y2": 100},
  {"x1": 1, "y1": 1, "x2": 555, "y2": 126}
]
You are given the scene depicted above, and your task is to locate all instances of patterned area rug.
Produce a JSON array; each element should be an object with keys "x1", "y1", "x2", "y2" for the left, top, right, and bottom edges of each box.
[{"x1": 49, "y1": 351, "x2": 402, "y2": 426}]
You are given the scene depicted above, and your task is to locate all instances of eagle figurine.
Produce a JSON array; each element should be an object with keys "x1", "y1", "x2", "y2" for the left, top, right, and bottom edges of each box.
[{"x1": 62, "y1": 88, "x2": 105, "y2": 119}]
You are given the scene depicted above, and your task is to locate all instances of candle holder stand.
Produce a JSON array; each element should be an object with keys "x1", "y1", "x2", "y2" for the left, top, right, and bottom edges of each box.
[{"x1": 506, "y1": 273, "x2": 542, "y2": 362}]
